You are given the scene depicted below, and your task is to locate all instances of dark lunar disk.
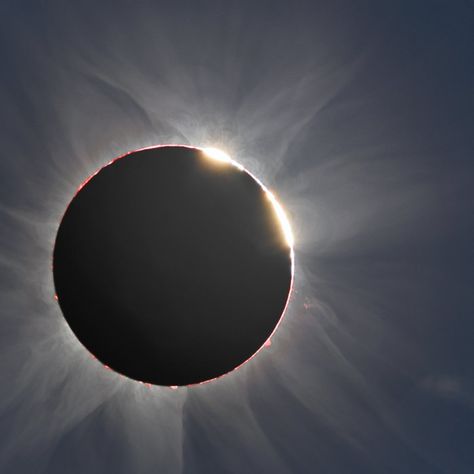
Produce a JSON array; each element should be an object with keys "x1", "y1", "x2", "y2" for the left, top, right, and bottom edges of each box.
[{"x1": 53, "y1": 146, "x2": 293, "y2": 386}]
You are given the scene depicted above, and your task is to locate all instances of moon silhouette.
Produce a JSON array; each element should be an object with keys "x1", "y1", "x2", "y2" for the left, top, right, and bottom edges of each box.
[{"x1": 53, "y1": 145, "x2": 293, "y2": 386}]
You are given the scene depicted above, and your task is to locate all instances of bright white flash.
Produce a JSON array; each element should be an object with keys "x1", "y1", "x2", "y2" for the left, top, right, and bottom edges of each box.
[
  {"x1": 202, "y1": 147, "x2": 232, "y2": 163},
  {"x1": 202, "y1": 147, "x2": 244, "y2": 170},
  {"x1": 202, "y1": 147, "x2": 294, "y2": 250},
  {"x1": 265, "y1": 191, "x2": 294, "y2": 249}
]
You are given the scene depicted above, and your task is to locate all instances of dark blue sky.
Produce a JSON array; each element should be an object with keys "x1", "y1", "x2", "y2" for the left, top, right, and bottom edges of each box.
[{"x1": 0, "y1": 1, "x2": 472, "y2": 473}]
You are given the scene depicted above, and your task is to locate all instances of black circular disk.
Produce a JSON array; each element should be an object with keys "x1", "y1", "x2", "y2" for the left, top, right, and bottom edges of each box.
[{"x1": 53, "y1": 146, "x2": 293, "y2": 386}]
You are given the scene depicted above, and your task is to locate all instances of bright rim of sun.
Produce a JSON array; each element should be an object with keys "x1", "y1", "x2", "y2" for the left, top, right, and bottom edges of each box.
[
  {"x1": 202, "y1": 147, "x2": 294, "y2": 250},
  {"x1": 265, "y1": 191, "x2": 294, "y2": 249},
  {"x1": 202, "y1": 147, "x2": 244, "y2": 170}
]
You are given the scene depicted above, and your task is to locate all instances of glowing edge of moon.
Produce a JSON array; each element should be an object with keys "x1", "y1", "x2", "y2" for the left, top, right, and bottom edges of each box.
[
  {"x1": 199, "y1": 146, "x2": 296, "y2": 386},
  {"x1": 202, "y1": 147, "x2": 295, "y2": 250}
]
